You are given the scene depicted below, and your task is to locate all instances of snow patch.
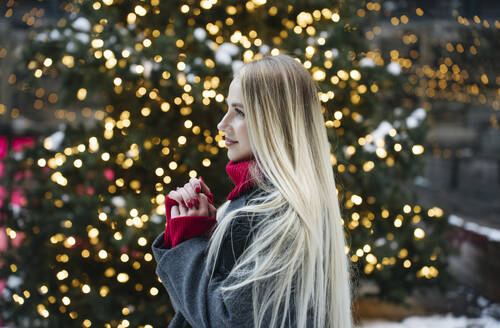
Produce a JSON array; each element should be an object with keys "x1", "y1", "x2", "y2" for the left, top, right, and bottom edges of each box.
[
  {"x1": 34, "y1": 32, "x2": 48, "y2": 42},
  {"x1": 72, "y1": 17, "x2": 91, "y2": 32},
  {"x1": 6, "y1": 275, "x2": 23, "y2": 289},
  {"x1": 331, "y1": 48, "x2": 339, "y2": 59},
  {"x1": 214, "y1": 42, "x2": 239, "y2": 65},
  {"x1": 142, "y1": 60, "x2": 155, "y2": 78},
  {"x1": 232, "y1": 60, "x2": 244, "y2": 74},
  {"x1": 259, "y1": 44, "x2": 270, "y2": 55},
  {"x1": 406, "y1": 108, "x2": 426, "y2": 129},
  {"x1": 75, "y1": 32, "x2": 90, "y2": 44},
  {"x1": 360, "y1": 312, "x2": 500, "y2": 328},
  {"x1": 363, "y1": 121, "x2": 393, "y2": 153},
  {"x1": 448, "y1": 214, "x2": 500, "y2": 242},
  {"x1": 111, "y1": 196, "x2": 125, "y2": 208},
  {"x1": 151, "y1": 214, "x2": 163, "y2": 224},
  {"x1": 46, "y1": 131, "x2": 65, "y2": 150},
  {"x1": 414, "y1": 176, "x2": 431, "y2": 188},
  {"x1": 66, "y1": 41, "x2": 77, "y2": 52},
  {"x1": 387, "y1": 61, "x2": 401, "y2": 75},
  {"x1": 49, "y1": 29, "x2": 63, "y2": 41},
  {"x1": 360, "y1": 57, "x2": 376, "y2": 68},
  {"x1": 194, "y1": 27, "x2": 207, "y2": 41}
]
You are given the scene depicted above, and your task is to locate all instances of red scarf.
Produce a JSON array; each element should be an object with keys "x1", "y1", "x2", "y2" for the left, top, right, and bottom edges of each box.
[{"x1": 225, "y1": 158, "x2": 262, "y2": 200}]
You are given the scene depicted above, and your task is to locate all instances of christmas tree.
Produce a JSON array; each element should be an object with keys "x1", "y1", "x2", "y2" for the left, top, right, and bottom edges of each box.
[{"x1": 1, "y1": 0, "x2": 456, "y2": 326}]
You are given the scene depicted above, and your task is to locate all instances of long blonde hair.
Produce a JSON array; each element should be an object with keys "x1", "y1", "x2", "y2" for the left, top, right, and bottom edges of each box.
[{"x1": 205, "y1": 54, "x2": 354, "y2": 328}]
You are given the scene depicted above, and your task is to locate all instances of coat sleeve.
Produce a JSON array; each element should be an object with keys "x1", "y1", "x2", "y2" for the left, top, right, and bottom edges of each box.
[{"x1": 152, "y1": 231, "x2": 258, "y2": 328}]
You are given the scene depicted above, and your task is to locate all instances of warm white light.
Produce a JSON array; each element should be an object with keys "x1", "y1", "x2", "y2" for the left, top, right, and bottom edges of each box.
[
  {"x1": 117, "y1": 273, "x2": 129, "y2": 283},
  {"x1": 91, "y1": 39, "x2": 104, "y2": 48},
  {"x1": 56, "y1": 270, "x2": 68, "y2": 280},
  {"x1": 43, "y1": 58, "x2": 53, "y2": 67},
  {"x1": 351, "y1": 195, "x2": 363, "y2": 205},
  {"x1": 414, "y1": 228, "x2": 425, "y2": 239},
  {"x1": 82, "y1": 284, "x2": 91, "y2": 293},
  {"x1": 135, "y1": 5, "x2": 147, "y2": 16}
]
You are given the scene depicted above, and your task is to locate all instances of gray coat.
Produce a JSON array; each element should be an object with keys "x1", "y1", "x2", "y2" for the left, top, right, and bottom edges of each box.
[
  {"x1": 152, "y1": 187, "x2": 311, "y2": 327},
  {"x1": 152, "y1": 187, "x2": 259, "y2": 327}
]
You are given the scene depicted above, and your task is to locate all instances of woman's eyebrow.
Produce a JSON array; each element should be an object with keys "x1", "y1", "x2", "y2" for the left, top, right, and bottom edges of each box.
[{"x1": 225, "y1": 100, "x2": 244, "y2": 108}]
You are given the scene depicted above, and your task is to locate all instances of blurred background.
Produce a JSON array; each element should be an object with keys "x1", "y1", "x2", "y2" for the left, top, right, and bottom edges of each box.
[{"x1": 0, "y1": 0, "x2": 499, "y2": 327}]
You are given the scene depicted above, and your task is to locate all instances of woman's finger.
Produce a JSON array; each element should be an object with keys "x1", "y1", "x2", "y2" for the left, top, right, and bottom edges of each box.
[
  {"x1": 178, "y1": 201, "x2": 188, "y2": 217},
  {"x1": 188, "y1": 180, "x2": 202, "y2": 208},
  {"x1": 170, "y1": 205, "x2": 180, "y2": 218},
  {"x1": 209, "y1": 203, "x2": 217, "y2": 219},
  {"x1": 167, "y1": 190, "x2": 183, "y2": 204},
  {"x1": 184, "y1": 182, "x2": 199, "y2": 208},
  {"x1": 179, "y1": 183, "x2": 197, "y2": 209},
  {"x1": 197, "y1": 176, "x2": 211, "y2": 195},
  {"x1": 197, "y1": 192, "x2": 216, "y2": 218},
  {"x1": 188, "y1": 193, "x2": 208, "y2": 217},
  {"x1": 190, "y1": 177, "x2": 203, "y2": 194},
  {"x1": 168, "y1": 186, "x2": 193, "y2": 205}
]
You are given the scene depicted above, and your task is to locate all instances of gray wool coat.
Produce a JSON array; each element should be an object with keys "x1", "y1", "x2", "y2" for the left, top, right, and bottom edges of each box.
[{"x1": 152, "y1": 187, "x2": 309, "y2": 327}]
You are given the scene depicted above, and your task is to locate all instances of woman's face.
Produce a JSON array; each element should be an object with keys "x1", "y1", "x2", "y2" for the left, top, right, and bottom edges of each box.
[{"x1": 217, "y1": 78, "x2": 253, "y2": 162}]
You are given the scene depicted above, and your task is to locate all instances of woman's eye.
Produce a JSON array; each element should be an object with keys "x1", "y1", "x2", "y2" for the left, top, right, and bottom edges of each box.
[{"x1": 235, "y1": 108, "x2": 244, "y2": 116}]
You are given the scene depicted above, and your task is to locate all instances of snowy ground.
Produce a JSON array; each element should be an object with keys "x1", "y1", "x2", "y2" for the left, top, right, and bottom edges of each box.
[
  {"x1": 357, "y1": 211, "x2": 500, "y2": 328},
  {"x1": 359, "y1": 312, "x2": 500, "y2": 328}
]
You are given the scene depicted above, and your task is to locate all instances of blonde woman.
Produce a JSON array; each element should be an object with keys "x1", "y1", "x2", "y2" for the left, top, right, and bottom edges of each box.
[{"x1": 152, "y1": 54, "x2": 354, "y2": 328}]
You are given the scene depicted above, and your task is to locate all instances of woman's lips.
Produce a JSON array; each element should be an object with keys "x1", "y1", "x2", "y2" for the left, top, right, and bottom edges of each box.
[{"x1": 225, "y1": 138, "x2": 238, "y2": 146}]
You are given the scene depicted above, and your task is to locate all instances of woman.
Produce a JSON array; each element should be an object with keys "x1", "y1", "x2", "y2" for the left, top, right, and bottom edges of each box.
[{"x1": 152, "y1": 54, "x2": 354, "y2": 328}]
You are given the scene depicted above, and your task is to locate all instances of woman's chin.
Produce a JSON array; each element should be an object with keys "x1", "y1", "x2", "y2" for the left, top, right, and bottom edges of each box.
[
  {"x1": 228, "y1": 152, "x2": 254, "y2": 163},
  {"x1": 228, "y1": 154, "x2": 239, "y2": 162},
  {"x1": 228, "y1": 152, "x2": 242, "y2": 162}
]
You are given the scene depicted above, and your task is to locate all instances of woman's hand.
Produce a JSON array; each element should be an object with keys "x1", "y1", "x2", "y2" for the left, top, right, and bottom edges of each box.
[
  {"x1": 167, "y1": 177, "x2": 211, "y2": 209},
  {"x1": 170, "y1": 192, "x2": 216, "y2": 219}
]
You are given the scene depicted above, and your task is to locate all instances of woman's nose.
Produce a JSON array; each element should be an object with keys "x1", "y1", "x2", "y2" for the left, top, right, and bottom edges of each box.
[
  {"x1": 217, "y1": 120, "x2": 224, "y2": 131},
  {"x1": 217, "y1": 113, "x2": 229, "y2": 131}
]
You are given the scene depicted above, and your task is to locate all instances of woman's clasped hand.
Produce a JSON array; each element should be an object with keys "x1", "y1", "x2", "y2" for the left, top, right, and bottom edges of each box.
[{"x1": 167, "y1": 177, "x2": 216, "y2": 219}]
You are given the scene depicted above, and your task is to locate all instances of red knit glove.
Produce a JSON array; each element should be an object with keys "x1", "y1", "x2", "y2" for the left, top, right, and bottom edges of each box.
[{"x1": 164, "y1": 193, "x2": 217, "y2": 248}]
